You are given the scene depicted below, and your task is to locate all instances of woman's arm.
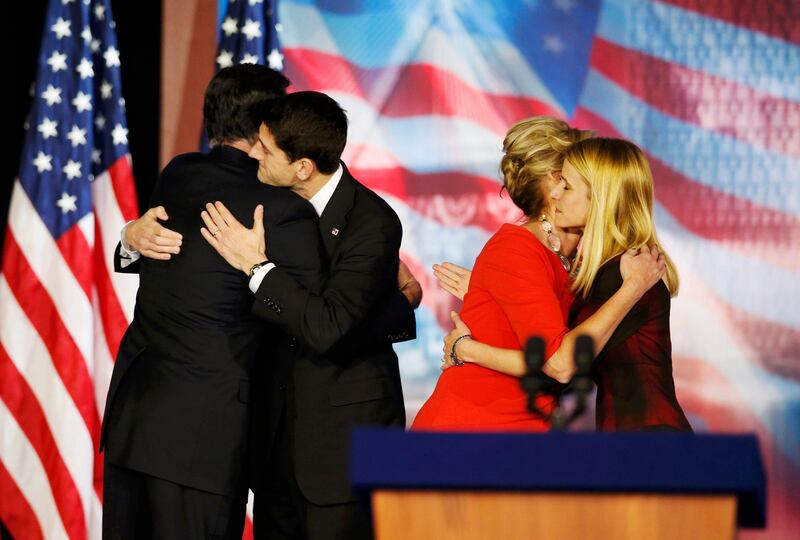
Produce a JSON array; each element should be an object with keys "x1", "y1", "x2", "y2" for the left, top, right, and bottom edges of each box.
[{"x1": 445, "y1": 247, "x2": 665, "y2": 382}]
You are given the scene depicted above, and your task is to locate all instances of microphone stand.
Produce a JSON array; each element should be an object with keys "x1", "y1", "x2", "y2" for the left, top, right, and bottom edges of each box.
[{"x1": 521, "y1": 335, "x2": 595, "y2": 431}]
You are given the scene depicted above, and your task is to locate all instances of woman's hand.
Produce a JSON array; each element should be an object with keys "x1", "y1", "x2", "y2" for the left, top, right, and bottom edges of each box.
[
  {"x1": 433, "y1": 262, "x2": 472, "y2": 301},
  {"x1": 441, "y1": 311, "x2": 473, "y2": 371},
  {"x1": 620, "y1": 245, "x2": 666, "y2": 298}
]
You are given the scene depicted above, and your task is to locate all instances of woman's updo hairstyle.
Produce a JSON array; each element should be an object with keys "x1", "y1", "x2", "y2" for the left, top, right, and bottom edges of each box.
[{"x1": 501, "y1": 116, "x2": 593, "y2": 217}]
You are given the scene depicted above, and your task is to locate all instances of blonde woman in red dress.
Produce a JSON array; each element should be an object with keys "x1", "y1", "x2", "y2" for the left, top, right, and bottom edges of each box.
[{"x1": 412, "y1": 120, "x2": 665, "y2": 431}]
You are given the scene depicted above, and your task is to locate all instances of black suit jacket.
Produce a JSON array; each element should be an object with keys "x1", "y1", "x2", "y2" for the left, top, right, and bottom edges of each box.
[
  {"x1": 251, "y1": 163, "x2": 413, "y2": 505},
  {"x1": 100, "y1": 146, "x2": 324, "y2": 497}
]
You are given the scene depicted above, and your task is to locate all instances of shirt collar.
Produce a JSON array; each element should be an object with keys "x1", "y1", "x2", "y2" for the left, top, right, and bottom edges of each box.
[{"x1": 308, "y1": 164, "x2": 343, "y2": 217}]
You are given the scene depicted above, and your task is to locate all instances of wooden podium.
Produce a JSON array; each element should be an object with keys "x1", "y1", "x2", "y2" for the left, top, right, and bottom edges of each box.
[{"x1": 350, "y1": 430, "x2": 765, "y2": 540}]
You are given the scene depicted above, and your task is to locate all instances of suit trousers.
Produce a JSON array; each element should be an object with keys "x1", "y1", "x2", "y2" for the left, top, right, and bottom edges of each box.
[
  {"x1": 254, "y1": 407, "x2": 373, "y2": 540},
  {"x1": 102, "y1": 461, "x2": 247, "y2": 540}
]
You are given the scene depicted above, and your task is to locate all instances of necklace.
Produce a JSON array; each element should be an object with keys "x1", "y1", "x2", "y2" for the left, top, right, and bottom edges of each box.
[{"x1": 539, "y1": 215, "x2": 572, "y2": 273}]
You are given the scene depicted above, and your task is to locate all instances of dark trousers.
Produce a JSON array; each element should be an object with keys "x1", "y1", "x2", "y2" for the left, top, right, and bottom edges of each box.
[
  {"x1": 254, "y1": 408, "x2": 372, "y2": 540},
  {"x1": 103, "y1": 461, "x2": 247, "y2": 540}
]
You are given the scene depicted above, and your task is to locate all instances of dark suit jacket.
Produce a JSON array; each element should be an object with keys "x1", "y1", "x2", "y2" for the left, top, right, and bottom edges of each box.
[
  {"x1": 100, "y1": 145, "x2": 324, "y2": 497},
  {"x1": 250, "y1": 163, "x2": 413, "y2": 505},
  {"x1": 569, "y1": 258, "x2": 691, "y2": 432}
]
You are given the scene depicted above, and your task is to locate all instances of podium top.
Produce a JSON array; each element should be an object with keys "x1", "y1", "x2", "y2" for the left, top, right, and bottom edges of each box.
[{"x1": 350, "y1": 429, "x2": 766, "y2": 528}]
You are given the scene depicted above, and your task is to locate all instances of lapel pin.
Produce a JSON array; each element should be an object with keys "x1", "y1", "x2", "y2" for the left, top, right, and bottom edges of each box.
[{"x1": 331, "y1": 228, "x2": 339, "y2": 236}]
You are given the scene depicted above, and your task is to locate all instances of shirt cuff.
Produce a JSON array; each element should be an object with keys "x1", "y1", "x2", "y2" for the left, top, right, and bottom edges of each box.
[
  {"x1": 118, "y1": 222, "x2": 140, "y2": 268},
  {"x1": 120, "y1": 221, "x2": 139, "y2": 256},
  {"x1": 249, "y1": 263, "x2": 276, "y2": 293}
]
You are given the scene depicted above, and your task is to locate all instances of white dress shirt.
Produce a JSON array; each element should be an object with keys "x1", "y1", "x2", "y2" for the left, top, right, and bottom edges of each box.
[{"x1": 248, "y1": 164, "x2": 342, "y2": 291}]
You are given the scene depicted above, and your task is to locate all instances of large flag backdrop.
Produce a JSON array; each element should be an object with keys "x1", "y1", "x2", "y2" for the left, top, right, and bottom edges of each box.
[
  {"x1": 0, "y1": 0, "x2": 139, "y2": 538},
  {"x1": 272, "y1": 0, "x2": 799, "y2": 538}
]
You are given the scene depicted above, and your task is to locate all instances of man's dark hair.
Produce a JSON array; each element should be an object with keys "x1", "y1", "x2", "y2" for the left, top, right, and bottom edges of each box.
[
  {"x1": 256, "y1": 91, "x2": 347, "y2": 174},
  {"x1": 203, "y1": 64, "x2": 290, "y2": 144}
]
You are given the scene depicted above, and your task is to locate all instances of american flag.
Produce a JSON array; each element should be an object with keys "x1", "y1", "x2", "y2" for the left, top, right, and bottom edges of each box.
[
  {"x1": 216, "y1": 0, "x2": 282, "y2": 70},
  {"x1": 0, "y1": 0, "x2": 138, "y2": 537},
  {"x1": 273, "y1": 0, "x2": 799, "y2": 538}
]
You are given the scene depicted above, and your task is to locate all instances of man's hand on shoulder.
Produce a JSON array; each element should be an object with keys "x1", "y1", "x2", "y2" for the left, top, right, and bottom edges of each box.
[
  {"x1": 201, "y1": 202, "x2": 268, "y2": 275},
  {"x1": 124, "y1": 206, "x2": 183, "y2": 260}
]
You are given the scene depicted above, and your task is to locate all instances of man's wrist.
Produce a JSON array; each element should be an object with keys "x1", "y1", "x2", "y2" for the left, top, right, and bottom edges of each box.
[
  {"x1": 401, "y1": 279, "x2": 422, "y2": 308},
  {"x1": 247, "y1": 258, "x2": 270, "y2": 277},
  {"x1": 248, "y1": 262, "x2": 275, "y2": 293},
  {"x1": 120, "y1": 221, "x2": 139, "y2": 255}
]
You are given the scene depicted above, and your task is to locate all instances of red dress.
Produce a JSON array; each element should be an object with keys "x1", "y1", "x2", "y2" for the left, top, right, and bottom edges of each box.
[{"x1": 412, "y1": 224, "x2": 574, "y2": 431}]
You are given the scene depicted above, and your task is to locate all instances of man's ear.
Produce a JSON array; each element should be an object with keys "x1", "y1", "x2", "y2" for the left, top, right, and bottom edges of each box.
[{"x1": 295, "y1": 158, "x2": 316, "y2": 181}]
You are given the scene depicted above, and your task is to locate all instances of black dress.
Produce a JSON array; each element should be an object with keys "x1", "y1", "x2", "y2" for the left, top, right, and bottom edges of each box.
[{"x1": 569, "y1": 257, "x2": 692, "y2": 431}]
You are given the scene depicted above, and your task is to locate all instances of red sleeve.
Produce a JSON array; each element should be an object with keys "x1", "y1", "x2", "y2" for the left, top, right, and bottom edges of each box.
[{"x1": 478, "y1": 232, "x2": 569, "y2": 358}]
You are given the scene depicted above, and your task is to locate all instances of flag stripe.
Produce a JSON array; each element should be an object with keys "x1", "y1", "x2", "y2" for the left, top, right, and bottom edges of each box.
[
  {"x1": 331, "y1": 93, "x2": 504, "y2": 177},
  {"x1": 7, "y1": 183, "x2": 95, "y2": 364},
  {"x1": 597, "y1": 0, "x2": 800, "y2": 101},
  {"x1": 590, "y1": 37, "x2": 800, "y2": 159},
  {"x1": 667, "y1": 266, "x2": 800, "y2": 466},
  {"x1": 658, "y1": 0, "x2": 800, "y2": 45},
  {"x1": 0, "y1": 460, "x2": 45, "y2": 540},
  {"x1": 2, "y1": 234, "x2": 102, "y2": 439},
  {"x1": 657, "y1": 204, "x2": 800, "y2": 331},
  {"x1": 93, "y1": 225, "x2": 131, "y2": 361},
  {"x1": 0, "y1": 345, "x2": 86, "y2": 540},
  {"x1": 381, "y1": 192, "x2": 492, "y2": 270},
  {"x1": 0, "y1": 400, "x2": 73, "y2": 540},
  {"x1": 719, "y1": 301, "x2": 800, "y2": 384},
  {"x1": 91, "y1": 287, "x2": 115, "y2": 421},
  {"x1": 0, "y1": 276, "x2": 97, "y2": 534},
  {"x1": 357, "y1": 166, "x2": 519, "y2": 234},
  {"x1": 580, "y1": 69, "x2": 800, "y2": 215},
  {"x1": 284, "y1": 48, "x2": 562, "y2": 136},
  {"x1": 55, "y1": 226, "x2": 94, "y2": 300},
  {"x1": 279, "y1": 2, "x2": 563, "y2": 112},
  {"x1": 107, "y1": 156, "x2": 140, "y2": 223}
]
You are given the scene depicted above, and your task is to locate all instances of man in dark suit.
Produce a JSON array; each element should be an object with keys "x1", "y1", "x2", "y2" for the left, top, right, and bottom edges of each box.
[
  {"x1": 200, "y1": 91, "x2": 413, "y2": 539},
  {"x1": 100, "y1": 65, "x2": 326, "y2": 539}
]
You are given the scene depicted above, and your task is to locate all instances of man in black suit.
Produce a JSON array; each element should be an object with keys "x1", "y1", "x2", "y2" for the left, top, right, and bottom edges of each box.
[
  {"x1": 100, "y1": 65, "x2": 325, "y2": 539},
  {"x1": 200, "y1": 91, "x2": 412, "y2": 539}
]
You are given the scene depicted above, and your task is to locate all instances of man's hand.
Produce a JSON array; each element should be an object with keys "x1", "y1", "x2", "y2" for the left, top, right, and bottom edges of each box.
[
  {"x1": 125, "y1": 206, "x2": 182, "y2": 260},
  {"x1": 432, "y1": 262, "x2": 471, "y2": 301},
  {"x1": 398, "y1": 260, "x2": 422, "y2": 308},
  {"x1": 201, "y1": 202, "x2": 267, "y2": 275}
]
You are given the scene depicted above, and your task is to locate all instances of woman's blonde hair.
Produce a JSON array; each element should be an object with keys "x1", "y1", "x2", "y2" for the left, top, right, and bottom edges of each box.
[
  {"x1": 563, "y1": 138, "x2": 679, "y2": 299},
  {"x1": 501, "y1": 117, "x2": 593, "y2": 217}
]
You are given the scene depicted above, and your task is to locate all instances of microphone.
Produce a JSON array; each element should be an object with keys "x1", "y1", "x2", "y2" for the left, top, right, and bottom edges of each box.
[
  {"x1": 521, "y1": 337, "x2": 547, "y2": 419},
  {"x1": 573, "y1": 335, "x2": 594, "y2": 379},
  {"x1": 551, "y1": 334, "x2": 595, "y2": 430},
  {"x1": 571, "y1": 335, "x2": 594, "y2": 412}
]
